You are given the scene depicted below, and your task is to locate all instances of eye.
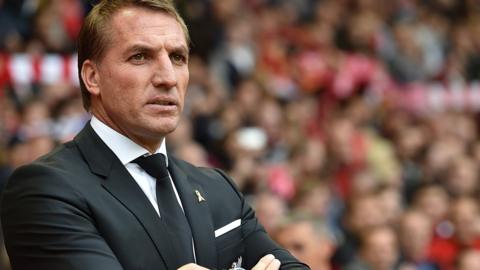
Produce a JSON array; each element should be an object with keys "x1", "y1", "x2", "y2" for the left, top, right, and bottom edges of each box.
[
  {"x1": 170, "y1": 53, "x2": 187, "y2": 65},
  {"x1": 129, "y1": 53, "x2": 146, "y2": 63},
  {"x1": 292, "y1": 243, "x2": 305, "y2": 252}
]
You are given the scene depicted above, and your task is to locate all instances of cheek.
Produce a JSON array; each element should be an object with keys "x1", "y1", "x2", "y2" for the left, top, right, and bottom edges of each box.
[
  {"x1": 103, "y1": 70, "x2": 143, "y2": 107},
  {"x1": 177, "y1": 69, "x2": 189, "y2": 99}
]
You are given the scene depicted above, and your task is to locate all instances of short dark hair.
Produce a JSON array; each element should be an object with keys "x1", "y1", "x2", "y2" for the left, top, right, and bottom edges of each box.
[{"x1": 77, "y1": 0, "x2": 190, "y2": 110}]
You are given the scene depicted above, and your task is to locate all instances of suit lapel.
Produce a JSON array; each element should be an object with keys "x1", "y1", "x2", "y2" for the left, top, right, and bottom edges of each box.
[
  {"x1": 74, "y1": 124, "x2": 180, "y2": 269},
  {"x1": 168, "y1": 158, "x2": 217, "y2": 269},
  {"x1": 103, "y1": 163, "x2": 183, "y2": 269}
]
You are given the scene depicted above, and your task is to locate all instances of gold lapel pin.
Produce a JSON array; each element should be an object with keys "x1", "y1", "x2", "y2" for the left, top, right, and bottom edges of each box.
[{"x1": 195, "y1": 190, "x2": 206, "y2": 203}]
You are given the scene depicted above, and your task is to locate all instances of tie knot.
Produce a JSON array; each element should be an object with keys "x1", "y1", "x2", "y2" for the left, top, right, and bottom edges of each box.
[{"x1": 133, "y1": 153, "x2": 169, "y2": 180}]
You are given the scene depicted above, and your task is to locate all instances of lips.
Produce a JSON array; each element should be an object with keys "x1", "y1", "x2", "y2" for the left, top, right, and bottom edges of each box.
[
  {"x1": 145, "y1": 96, "x2": 179, "y2": 113},
  {"x1": 146, "y1": 96, "x2": 178, "y2": 106}
]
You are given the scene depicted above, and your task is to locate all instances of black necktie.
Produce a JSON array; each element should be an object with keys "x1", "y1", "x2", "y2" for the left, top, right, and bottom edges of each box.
[{"x1": 133, "y1": 154, "x2": 195, "y2": 265}]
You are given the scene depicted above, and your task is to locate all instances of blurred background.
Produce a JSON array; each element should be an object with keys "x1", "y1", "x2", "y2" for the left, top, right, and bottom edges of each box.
[{"x1": 2, "y1": 0, "x2": 480, "y2": 269}]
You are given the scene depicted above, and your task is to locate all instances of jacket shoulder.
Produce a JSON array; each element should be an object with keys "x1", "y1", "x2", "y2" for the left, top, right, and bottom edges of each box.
[
  {"x1": 170, "y1": 156, "x2": 237, "y2": 184},
  {"x1": 2, "y1": 141, "x2": 93, "y2": 202}
]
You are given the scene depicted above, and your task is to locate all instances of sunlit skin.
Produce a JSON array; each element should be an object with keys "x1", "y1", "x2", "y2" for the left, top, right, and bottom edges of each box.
[{"x1": 81, "y1": 6, "x2": 189, "y2": 153}]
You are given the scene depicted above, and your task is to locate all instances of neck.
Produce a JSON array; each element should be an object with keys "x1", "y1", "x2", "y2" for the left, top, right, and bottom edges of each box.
[{"x1": 90, "y1": 109, "x2": 162, "y2": 154}]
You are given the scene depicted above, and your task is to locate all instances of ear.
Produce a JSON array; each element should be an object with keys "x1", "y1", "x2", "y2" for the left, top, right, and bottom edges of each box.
[
  {"x1": 81, "y1": 60, "x2": 101, "y2": 96},
  {"x1": 319, "y1": 240, "x2": 335, "y2": 259}
]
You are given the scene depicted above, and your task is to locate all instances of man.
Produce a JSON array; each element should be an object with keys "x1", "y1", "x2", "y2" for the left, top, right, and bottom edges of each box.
[
  {"x1": 457, "y1": 250, "x2": 480, "y2": 270},
  {"x1": 397, "y1": 210, "x2": 437, "y2": 270},
  {"x1": 344, "y1": 226, "x2": 399, "y2": 270},
  {"x1": 275, "y1": 215, "x2": 335, "y2": 270},
  {"x1": 0, "y1": 1, "x2": 309, "y2": 269}
]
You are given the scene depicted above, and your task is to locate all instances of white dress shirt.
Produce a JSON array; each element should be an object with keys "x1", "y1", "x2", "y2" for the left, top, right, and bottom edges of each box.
[{"x1": 90, "y1": 116, "x2": 185, "y2": 216}]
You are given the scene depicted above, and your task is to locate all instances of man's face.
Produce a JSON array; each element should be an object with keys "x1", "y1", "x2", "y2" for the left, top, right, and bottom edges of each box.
[
  {"x1": 399, "y1": 213, "x2": 431, "y2": 260},
  {"x1": 362, "y1": 228, "x2": 398, "y2": 270},
  {"x1": 88, "y1": 6, "x2": 189, "y2": 150},
  {"x1": 275, "y1": 222, "x2": 331, "y2": 268}
]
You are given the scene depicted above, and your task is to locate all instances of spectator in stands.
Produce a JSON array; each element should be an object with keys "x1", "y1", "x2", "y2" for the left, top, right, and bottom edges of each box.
[
  {"x1": 397, "y1": 210, "x2": 438, "y2": 270},
  {"x1": 444, "y1": 156, "x2": 479, "y2": 198},
  {"x1": 412, "y1": 184, "x2": 451, "y2": 238},
  {"x1": 457, "y1": 250, "x2": 480, "y2": 270},
  {"x1": 429, "y1": 197, "x2": 480, "y2": 269},
  {"x1": 333, "y1": 194, "x2": 386, "y2": 267},
  {"x1": 252, "y1": 191, "x2": 288, "y2": 236},
  {"x1": 344, "y1": 226, "x2": 399, "y2": 270},
  {"x1": 275, "y1": 215, "x2": 335, "y2": 270}
]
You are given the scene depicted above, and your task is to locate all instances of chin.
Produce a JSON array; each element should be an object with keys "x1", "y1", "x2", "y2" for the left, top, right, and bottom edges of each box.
[{"x1": 151, "y1": 120, "x2": 180, "y2": 136}]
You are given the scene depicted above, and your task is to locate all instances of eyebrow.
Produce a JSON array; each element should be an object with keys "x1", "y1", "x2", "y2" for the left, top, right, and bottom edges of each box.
[
  {"x1": 124, "y1": 44, "x2": 154, "y2": 55},
  {"x1": 124, "y1": 43, "x2": 189, "y2": 55},
  {"x1": 167, "y1": 44, "x2": 190, "y2": 56}
]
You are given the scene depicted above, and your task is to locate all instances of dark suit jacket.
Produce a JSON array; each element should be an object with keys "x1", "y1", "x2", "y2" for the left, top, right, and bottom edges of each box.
[{"x1": 1, "y1": 124, "x2": 309, "y2": 270}]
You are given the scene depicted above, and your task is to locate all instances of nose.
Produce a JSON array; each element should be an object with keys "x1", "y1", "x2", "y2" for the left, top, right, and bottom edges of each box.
[{"x1": 151, "y1": 51, "x2": 177, "y2": 89}]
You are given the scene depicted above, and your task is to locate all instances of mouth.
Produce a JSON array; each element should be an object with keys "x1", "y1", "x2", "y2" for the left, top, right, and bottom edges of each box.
[
  {"x1": 145, "y1": 97, "x2": 179, "y2": 113},
  {"x1": 146, "y1": 97, "x2": 178, "y2": 106},
  {"x1": 147, "y1": 100, "x2": 177, "y2": 106}
]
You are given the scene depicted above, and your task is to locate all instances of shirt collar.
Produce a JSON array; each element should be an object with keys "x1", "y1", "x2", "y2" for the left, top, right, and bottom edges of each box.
[{"x1": 90, "y1": 116, "x2": 168, "y2": 166}]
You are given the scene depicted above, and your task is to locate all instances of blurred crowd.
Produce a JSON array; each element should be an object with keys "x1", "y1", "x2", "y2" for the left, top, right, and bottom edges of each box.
[{"x1": 2, "y1": 0, "x2": 480, "y2": 269}]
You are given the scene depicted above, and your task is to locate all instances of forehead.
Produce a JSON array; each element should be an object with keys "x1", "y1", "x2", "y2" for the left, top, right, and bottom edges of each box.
[
  {"x1": 281, "y1": 222, "x2": 315, "y2": 237},
  {"x1": 107, "y1": 6, "x2": 187, "y2": 49}
]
